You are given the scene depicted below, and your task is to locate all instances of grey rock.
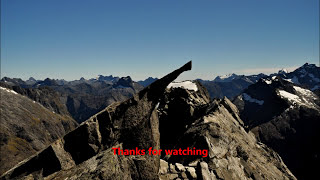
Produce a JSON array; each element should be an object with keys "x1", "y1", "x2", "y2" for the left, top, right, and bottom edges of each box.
[
  {"x1": 169, "y1": 174, "x2": 179, "y2": 179},
  {"x1": 175, "y1": 163, "x2": 185, "y2": 172},
  {"x1": 188, "y1": 161, "x2": 198, "y2": 167},
  {"x1": 198, "y1": 162, "x2": 213, "y2": 180},
  {"x1": 180, "y1": 172, "x2": 187, "y2": 179},
  {"x1": 169, "y1": 163, "x2": 178, "y2": 174},
  {"x1": 159, "y1": 159, "x2": 169, "y2": 174},
  {"x1": 185, "y1": 167, "x2": 197, "y2": 179}
]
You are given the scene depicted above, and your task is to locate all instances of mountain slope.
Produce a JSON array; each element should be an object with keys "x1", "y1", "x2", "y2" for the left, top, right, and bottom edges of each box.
[
  {"x1": 0, "y1": 87, "x2": 78, "y2": 175},
  {"x1": 0, "y1": 82, "x2": 70, "y2": 116},
  {"x1": 233, "y1": 76, "x2": 320, "y2": 179},
  {"x1": 280, "y1": 63, "x2": 320, "y2": 91}
]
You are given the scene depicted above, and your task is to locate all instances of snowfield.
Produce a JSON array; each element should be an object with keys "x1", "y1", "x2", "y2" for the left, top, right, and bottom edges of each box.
[
  {"x1": 242, "y1": 93, "x2": 264, "y2": 105},
  {"x1": 278, "y1": 90, "x2": 301, "y2": 104},
  {"x1": 167, "y1": 81, "x2": 198, "y2": 91},
  {"x1": 293, "y1": 86, "x2": 314, "y2": 97},
  {"x1": 0, "y1": 87, "x2": 18, "y2": 95},
  {"x1": 278, "y1": 88, "x2": 316, "y2": 107}
]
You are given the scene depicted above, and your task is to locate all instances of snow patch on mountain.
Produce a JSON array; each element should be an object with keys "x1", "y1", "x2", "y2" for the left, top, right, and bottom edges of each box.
[
  {"x1": 167, "y1": 81, "x2": 198, "y2": 91},
  {"x1": 278, "y1": 90, "x2": 301, "y2": 105},
  {"x1": 293, "y1": 86, "x2": 314, "y2": 97},
  {"x1": 284, "y1": 76, "x2": 300, "y2": 84},
  {"x1": 242, "y1": 93, "x2": 264, "y2": 105},
  {"x1": 277, "y1": 88, "x2": 316, "y2": 107},
  {"x1": 264, "y1": 79, "x2": 272, "y2": 84},
  {"x1": 213, "y1": 73, "x2": 238, "y2": 82},
  {"x1": 0, "y1": 87, "x2": 18, "y2": 95}
]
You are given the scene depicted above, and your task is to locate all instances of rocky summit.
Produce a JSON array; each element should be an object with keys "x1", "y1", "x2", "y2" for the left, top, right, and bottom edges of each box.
[
  {"x1": 1, "y1": 61, "x2": 298, "y2": 180},
  {"x1": 158, "y1": 81, "x2": 295, "y2": 180}
]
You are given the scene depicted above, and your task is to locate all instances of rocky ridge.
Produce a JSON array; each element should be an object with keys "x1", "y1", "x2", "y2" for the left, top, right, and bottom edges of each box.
[{"x1": 158, "y1": 83, "x2": 295, "y2": 180}]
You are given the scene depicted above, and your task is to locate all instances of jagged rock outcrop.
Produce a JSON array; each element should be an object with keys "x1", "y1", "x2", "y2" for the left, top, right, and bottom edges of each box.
[
  {"x1": 158, "y1": 81, "x2": 210, "y2": 151},
  {"x1": 158, "y1": 82, "x2": 296, "y2": 180},
  {"x1": 0, "y1": 87, "x2": 78, "y2": 175},
  {"x1": 0, "y1": 61, "x2": 192, "y2": 180}
]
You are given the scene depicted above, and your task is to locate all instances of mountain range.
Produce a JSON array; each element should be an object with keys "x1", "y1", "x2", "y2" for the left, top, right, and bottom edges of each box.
[
  {"x1": 139, "y1": 63, "x2": 320, "y2": 100},
  {"x1": 1, "y1": 75, "x2": 143, "y2": 123},
  {"x1": 0, "y1": 62, "x2": 319, "y2": 179}
]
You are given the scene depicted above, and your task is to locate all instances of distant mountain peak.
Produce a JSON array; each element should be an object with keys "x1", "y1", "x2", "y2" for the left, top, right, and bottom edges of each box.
[
  {"x1": 113, "y1": 76, "x2": 134, "y2": 88},
  {"x1": 97, "y1": 75, "x2": 118, "y2": 82},
  {"x1": 302, "y1": 62, "x2": 317, "y2": 68},
  {"x1": 278, "y1": 68, "x2": 288, "y2": 74},
  {"x1": 213, "y1": 73, "x2": 239, "y2": 82},
  {"x1": 28, "y1": 77, "x2": 36, "y2": 81},
  {"x1": 137, "y1": 77, "x2": 159, "y2": 87},
  {"x1": 121, "y1": 76, "x2": 132, "y2": 81}
]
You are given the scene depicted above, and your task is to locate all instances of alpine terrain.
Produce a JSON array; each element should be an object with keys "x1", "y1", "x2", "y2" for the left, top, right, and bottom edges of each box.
[{"x1": 0, "y1": 61, "x2": 298, "y2": 180}]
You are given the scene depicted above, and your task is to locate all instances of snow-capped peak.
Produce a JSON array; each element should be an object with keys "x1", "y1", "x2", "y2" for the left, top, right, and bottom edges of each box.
[
  {"x1": 278, "y1": 69, "x2": 288, "y2": 74},
  {"x1": 213, "y1": 73, "x2": 238, "y2": 82},
  {"x1": 261, "y1": 76, "x2": 279, "y2": 85}
]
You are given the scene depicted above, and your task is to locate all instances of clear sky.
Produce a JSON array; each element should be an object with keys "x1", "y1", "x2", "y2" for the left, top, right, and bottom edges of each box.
[{"x1": 1, "y1": 0, "x2": 319, "y2": 81}]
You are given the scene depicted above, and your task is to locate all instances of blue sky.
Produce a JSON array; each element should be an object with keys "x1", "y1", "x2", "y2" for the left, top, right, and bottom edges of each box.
[{"x1": 1, "y1": 0, "x2": 319, "y2": 81}]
